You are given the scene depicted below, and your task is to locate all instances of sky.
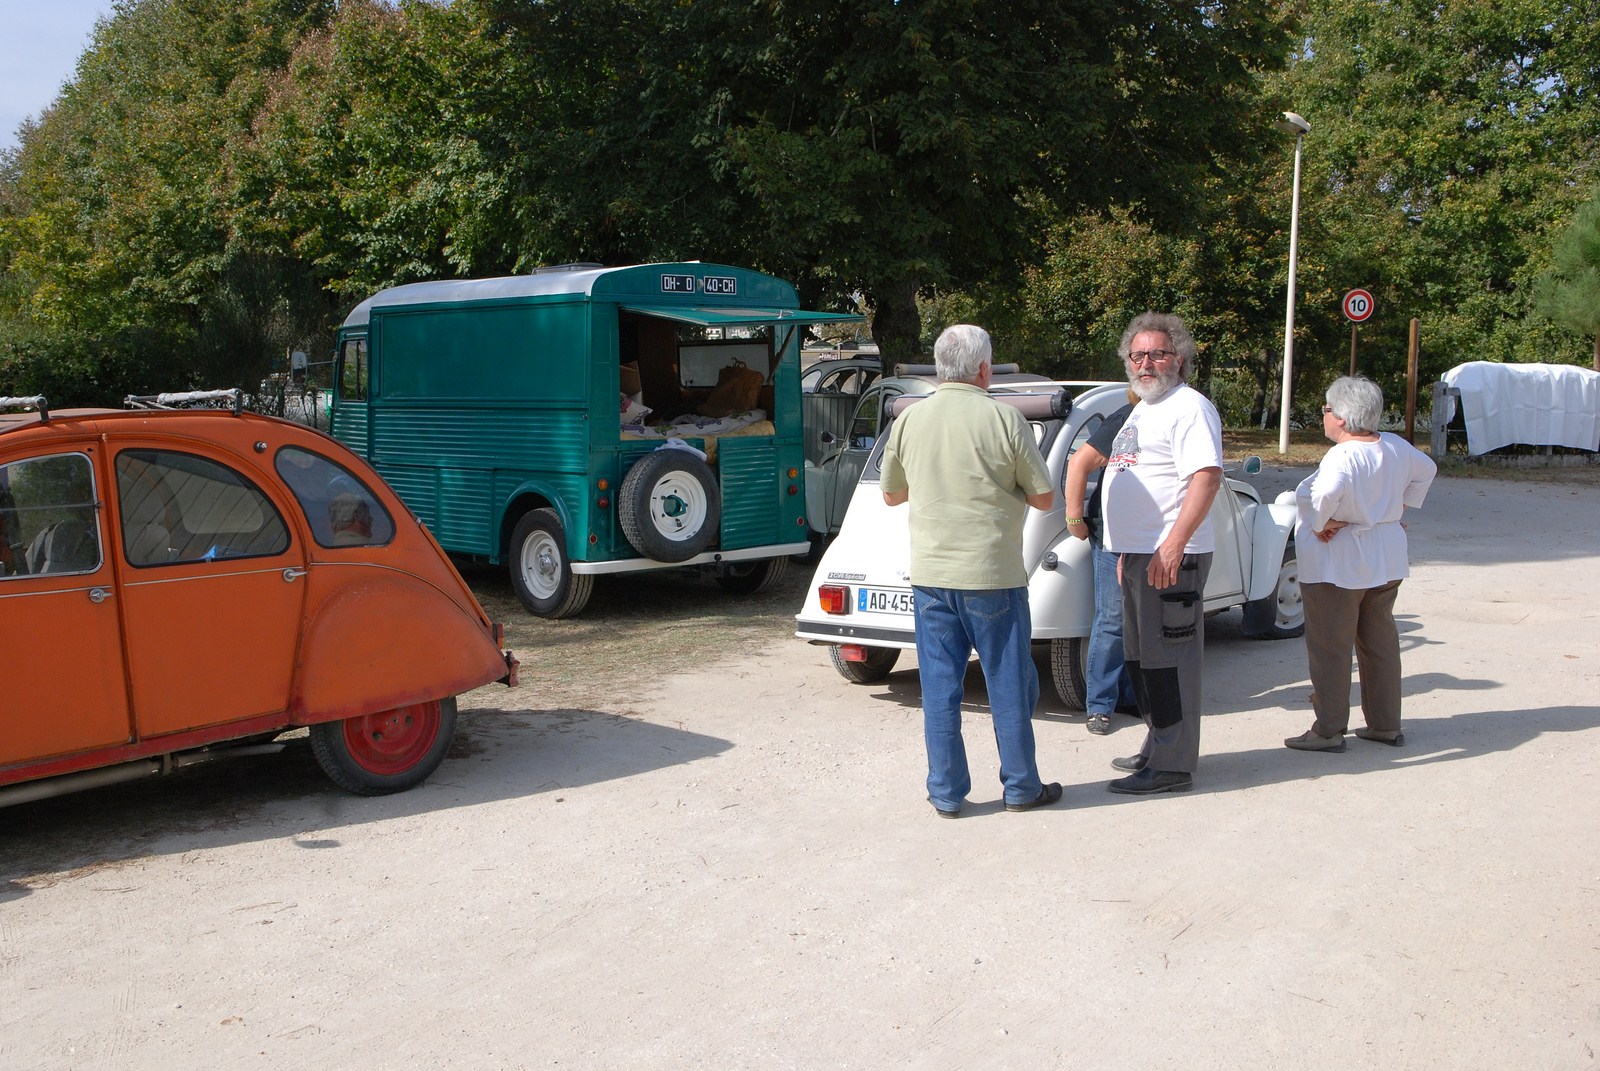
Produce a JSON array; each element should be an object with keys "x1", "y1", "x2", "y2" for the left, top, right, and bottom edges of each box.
[{"x1": 0, "y1": 0, "x2": 115, "y2": 154}]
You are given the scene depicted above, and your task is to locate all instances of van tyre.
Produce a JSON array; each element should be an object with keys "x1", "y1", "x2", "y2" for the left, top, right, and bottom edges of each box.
[
  {"x1": 619, "y1": 450, "x2": 720, "y2": 563},
  {"x1": 510, "y1": 508, "x2": 594, "y2": 618},
  {"x1": 716, "y1": 555, "x2": 788, "y2": 595},
  {"x1": 1050, "y1": 636, "x2": 1090, "y2": 710},
  {"x1": 310, "y1": 697, "x2": 458, "y2": 795},
  {"x1": 1241, "y1": 542, "x2": 1305, "y2": 639},
  {"x1": 828, "y1": 645, "x2": 900, "y2": 683}
]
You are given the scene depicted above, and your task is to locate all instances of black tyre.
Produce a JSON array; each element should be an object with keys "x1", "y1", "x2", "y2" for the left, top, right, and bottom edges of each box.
[
  {"x1": 716, "y1": 555, "x2": 789, "y2": 595},
  {"x1": 1050, "y1": 636, "x2": 1090, "y2": 710},
  {"x1": 509, "y1": 508, "x2": 594, "y2": 618},
  {"x1": 828, "y1": 645, "x2": 900, "y2": 683},
  {"x1": 619, "y1": 450, "x2": 720, "y2": 562},
  {"x1": 1241, "y1": 542, "x2": 1305, "y2": 639},
  {"x1": 310, "y1": 696, "x2": 458, "y2": 795}
]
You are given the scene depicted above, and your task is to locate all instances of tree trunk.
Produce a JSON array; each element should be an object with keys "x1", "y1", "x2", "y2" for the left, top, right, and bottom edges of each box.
[
  {"x1": 868, "y1": 278, "x2": 921, "y2": 373},
  {"x1": 1249, "y1": 346, "x2": 1277, "y2": 429},
  {"x1": 1592, "y1": 333, "x2": 1599, "y2": 372}
]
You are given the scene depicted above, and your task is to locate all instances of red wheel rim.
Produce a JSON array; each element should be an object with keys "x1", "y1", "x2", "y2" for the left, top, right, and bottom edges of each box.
[{"x1": 339, "y1": 700, "x2": 442, "y2": 775}]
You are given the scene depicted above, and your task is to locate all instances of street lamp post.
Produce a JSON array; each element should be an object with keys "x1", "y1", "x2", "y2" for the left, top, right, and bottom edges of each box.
[{"x1": 1276, "y1": 110, "x2": 1310, "y2": 454}]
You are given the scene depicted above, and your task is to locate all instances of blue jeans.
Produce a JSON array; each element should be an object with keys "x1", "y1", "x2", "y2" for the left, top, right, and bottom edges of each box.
[
  {"x1": 912, "y1": 586, "x2": 1044, "y2": 809},
  {"x1": 1086, "y1": 537, "x2": 1137, "y2": 715}
]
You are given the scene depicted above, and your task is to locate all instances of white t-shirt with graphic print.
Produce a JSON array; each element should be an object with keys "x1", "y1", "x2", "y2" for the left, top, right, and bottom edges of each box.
[{"x1": 1101, "y1": 383, "x2": 1223, "y2": 555}]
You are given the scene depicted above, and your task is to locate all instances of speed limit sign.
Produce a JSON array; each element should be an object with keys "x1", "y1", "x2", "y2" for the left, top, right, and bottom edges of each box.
[{"x1": 1342, "y1": 288, "x2": 1375, "y2": 322}]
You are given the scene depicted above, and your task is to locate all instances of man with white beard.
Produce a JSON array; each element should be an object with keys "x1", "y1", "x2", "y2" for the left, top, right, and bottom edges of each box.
[{"x1": 1098, "y1": 312, "x2": 1223, "y2": 794}]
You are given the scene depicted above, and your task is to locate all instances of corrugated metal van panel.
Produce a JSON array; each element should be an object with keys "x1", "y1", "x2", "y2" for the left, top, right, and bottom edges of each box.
[
  {"x1": 379, "y1": 466, "x2": 441, "y2": 528},
  {"x1": 331, "y1": 407, "x2": 369, "y2": 456},
  {"x1": 716, "y1": 436, "x2": 802, "y2": 548},
  {"x1": 370, "y1": 408, "x2": 589, "y2": 474}
]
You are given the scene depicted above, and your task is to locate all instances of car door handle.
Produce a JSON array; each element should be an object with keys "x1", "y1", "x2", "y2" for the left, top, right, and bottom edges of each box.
[
  {"x1": 88, "y1": 586, "x2": 112, "y2": 604},
  {"x1": 283, "y1": 567, "x2": 308, "y2": 582}
]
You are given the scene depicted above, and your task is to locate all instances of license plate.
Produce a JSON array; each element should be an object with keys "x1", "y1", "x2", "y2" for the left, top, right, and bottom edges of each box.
[{"x1": 857, "y1": 587, "x2": 914, "y2": 615}]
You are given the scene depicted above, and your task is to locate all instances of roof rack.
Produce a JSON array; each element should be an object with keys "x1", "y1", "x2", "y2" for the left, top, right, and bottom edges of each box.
[
  {"x1": 0, "y1": 396, "x2": 50, "y2": 422},
  {"x1": 124, "y1": 389, "x2": 244, "y2": 414}
]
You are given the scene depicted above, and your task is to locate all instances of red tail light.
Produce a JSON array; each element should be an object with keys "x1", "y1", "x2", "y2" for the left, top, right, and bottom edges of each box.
[{"x1": 818, "y1": 584, "x2": 850, "y2": 615}]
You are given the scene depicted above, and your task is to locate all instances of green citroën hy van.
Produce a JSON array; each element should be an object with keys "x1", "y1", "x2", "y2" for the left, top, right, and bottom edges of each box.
[{"x1": 330, "y1": 262, "x2": 859, "y2": 618}]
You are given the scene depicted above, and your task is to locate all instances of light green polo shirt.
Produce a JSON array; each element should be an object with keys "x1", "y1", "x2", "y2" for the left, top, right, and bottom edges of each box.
[{"x1": 879, "y1": 381, "x2": 1053, "y2": 589}]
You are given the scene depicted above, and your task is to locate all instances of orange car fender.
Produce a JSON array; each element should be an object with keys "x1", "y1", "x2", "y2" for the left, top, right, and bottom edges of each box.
[{"x1": 293, "y1": 566, "x2": 508, "y2": 724}]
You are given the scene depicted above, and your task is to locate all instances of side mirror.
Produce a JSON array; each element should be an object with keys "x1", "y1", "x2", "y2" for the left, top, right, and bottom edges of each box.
[{"x1": 1242, "y1": 454, "x2": 1263, "y2": 475}]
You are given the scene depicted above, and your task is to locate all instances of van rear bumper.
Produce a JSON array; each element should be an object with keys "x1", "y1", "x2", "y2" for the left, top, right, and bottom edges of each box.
[{"x1": 572, "y1": 542, "x2": 809, "y2": 574}]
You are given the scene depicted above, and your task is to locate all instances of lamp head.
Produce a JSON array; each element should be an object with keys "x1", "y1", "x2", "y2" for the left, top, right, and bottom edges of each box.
[{"x1": 1276, "y1": 111, "x2": 1311, "y2": 137}]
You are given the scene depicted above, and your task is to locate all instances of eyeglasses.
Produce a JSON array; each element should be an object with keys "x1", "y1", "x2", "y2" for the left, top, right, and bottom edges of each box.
[{"x1": 1127, "y1": 349, "x2": 1177, "y2": 365}]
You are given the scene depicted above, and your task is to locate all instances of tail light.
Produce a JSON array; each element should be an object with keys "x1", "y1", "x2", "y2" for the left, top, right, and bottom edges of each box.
[{"x1": 818, "y1": 584, "x2": 850, "y2": 615}]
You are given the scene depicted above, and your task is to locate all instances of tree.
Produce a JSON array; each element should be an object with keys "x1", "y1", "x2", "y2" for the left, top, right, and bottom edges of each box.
[
  {"x1": 465, "y1": 0, "x2": 1293, "y2": 364},
  {"x1": 0, "y1": 0, "x2": 340, "y2": 402},
  {"x1": 1260, "y1": 0, "x2": 1600, "y2": 412},
  {"x1": 1532, "y1": 185, "x2": 1600, "y2": 371}
]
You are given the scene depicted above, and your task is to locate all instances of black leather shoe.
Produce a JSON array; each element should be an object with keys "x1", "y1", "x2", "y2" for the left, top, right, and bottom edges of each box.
[
  {"x1": 1110, "y1": 754, "x2": 1147, "y2": 773},
  {"x1": 1107, "y1": 767, "x2": 1192, "y2": 795},
  {"x1": 929, "y1": 799, "x2": 961, "y2": 819},
  {"x1": 1005, "y1": 782, "x2": 1063, "y2": 812}
]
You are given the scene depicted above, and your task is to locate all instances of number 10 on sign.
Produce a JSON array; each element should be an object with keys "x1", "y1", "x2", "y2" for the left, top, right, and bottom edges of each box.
[{"x1": 1342, "y1": 289, "x2": 1374, "y2": 374}]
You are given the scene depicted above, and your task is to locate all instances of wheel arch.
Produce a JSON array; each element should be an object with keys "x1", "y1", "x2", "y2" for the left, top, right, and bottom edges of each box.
[
  {"x1": 292, "y1": 571, "x2": 509, "y2": 724},
  {"x1": 1246, "y1": 500, "x2": 1297, "y2": 603},
  {"x1": 496, "y1": 484, "x2": 565, "y2": 563}
]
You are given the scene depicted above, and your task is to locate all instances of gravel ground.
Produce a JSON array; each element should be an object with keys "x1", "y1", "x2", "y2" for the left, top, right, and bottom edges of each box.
[{"x1": 2, "y1": 466, "x2": 1597, "y2": 1070}]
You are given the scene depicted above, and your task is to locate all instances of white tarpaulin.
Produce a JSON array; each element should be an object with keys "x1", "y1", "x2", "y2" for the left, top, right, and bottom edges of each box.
[{"x1": 1441, "y1": 361, "x2": 1600, "y2": 455}]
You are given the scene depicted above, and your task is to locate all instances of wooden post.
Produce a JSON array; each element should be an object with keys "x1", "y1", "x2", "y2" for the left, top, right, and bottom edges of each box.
[
  {"x1": 1406, "y1": 318, "x2": 1420, "y2": 443},
  {"x1": 1349, "y1": 324, "x2": 1358, "y2": 376}
]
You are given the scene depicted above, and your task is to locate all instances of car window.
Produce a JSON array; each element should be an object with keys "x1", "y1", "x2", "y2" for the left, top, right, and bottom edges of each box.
[
  {"x1": 339, "y1": 337, "x2": 369, "y2": 402},
  {"x1": 0, "y1": 452, "x2": 101, "y2": 578},
  {"x1": 1068, "y1": 413, "x2": 1104, "y2": 454},
  {"x1": 848, "y1": 389, "x2": 884, "y2": 448},
  {"x1": 274, "y1": 447, "x2": 395, "y2": 548},
  {"x1": 116, "y1": 450, "x2": 291, "y2": 566}
]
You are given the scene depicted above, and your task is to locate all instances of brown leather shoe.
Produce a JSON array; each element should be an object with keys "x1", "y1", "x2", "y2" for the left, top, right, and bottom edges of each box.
[
  {"x1": 1285, "y1": 729, "x2": 1347, "y2": 752},
  {"x1": 1354, "y1": 727, "x2": 1405, "y2": 746}
]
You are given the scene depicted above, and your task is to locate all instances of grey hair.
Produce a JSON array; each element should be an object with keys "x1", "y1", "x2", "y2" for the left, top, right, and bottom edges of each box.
[
  {"x1": 1117, "y1": 312, "x2": 1196, "y2": 379},
  {"x1": 1326, "y1": 376, "x2": 1383, "y2": 434},
  {"x1": 933, "y1": 324, "x2": 992, "y2": 383}
]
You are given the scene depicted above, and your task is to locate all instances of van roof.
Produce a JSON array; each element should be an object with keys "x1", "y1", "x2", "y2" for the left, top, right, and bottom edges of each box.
[{"x1": 340, "y1": 262, "x2": 861, "y2": 329}]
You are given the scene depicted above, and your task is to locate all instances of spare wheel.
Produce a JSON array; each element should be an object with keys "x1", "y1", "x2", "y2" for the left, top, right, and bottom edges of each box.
[{"x1": 619, "y1": 449, "x2": 720, "y2": 562}]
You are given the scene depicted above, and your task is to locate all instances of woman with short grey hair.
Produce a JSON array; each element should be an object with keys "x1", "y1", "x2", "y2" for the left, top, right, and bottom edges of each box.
[
  {"x1": 1323, "y1": 375, "x2": 1384, "y2": 435},
  {"x1": 1285, "y1": 376, "x2": 1438, "y2": 752}
]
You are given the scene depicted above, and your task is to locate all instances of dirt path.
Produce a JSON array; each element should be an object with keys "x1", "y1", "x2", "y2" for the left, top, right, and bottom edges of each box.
[{"x1": 2, "y1": 470, "x2": 1597, "y2": 1070}]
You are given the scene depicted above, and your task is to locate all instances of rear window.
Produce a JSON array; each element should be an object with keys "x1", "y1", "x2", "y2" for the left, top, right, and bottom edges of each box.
[
  {"x1": 274, "y1": 447, "x2": 395, "y2": 548},
  {"x1": 116, "y1": 450, "x2": 291, "y2": 566}
]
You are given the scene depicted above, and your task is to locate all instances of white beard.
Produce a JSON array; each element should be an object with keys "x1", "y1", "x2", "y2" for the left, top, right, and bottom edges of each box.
[{"x1": 1127, "y1": 366, "x2": 1182, "y2": 401}]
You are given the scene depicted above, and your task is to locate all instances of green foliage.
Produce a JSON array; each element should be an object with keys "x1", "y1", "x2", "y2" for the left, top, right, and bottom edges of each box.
[
  {"x1": 1265, "y1": 0, "x2": 1600, "y2": 402},
  {"x1": 1531, "y1": 184, "x2": 1600, "y2": 368},
  {"x1": 2, "y1": 0, "x2": 1595, "y2": 424}
]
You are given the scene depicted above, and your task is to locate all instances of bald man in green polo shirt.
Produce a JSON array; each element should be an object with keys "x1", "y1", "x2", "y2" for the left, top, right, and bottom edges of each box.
[{"x1": 880, "y1": 324, "x2": 1062, "y2": 819}]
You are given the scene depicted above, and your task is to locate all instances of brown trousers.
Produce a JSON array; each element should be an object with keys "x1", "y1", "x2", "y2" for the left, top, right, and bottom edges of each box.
[{"x1": 1302, "y1": 579, "x2": 1405, "y2": 736}]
